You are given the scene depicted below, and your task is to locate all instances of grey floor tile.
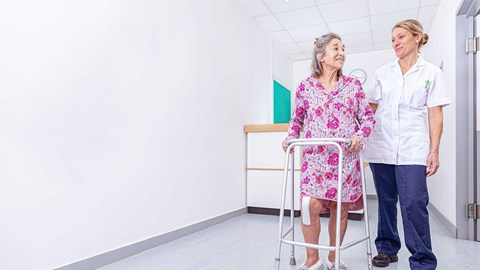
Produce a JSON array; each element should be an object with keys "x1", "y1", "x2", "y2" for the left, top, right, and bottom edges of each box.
[{"x1": 98, "y1": 200, "x2": 480, "y2": 270}]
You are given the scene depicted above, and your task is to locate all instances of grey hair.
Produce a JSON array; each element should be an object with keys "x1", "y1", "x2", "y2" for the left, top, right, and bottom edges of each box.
[{"x1": 311, "y1": 32, "x2": 343, "y2": 78}]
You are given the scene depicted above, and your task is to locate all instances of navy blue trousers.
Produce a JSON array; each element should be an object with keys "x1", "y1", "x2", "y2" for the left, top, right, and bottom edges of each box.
[{"x1": 369, "y1": 163, "x2": 437, "y2": 270}]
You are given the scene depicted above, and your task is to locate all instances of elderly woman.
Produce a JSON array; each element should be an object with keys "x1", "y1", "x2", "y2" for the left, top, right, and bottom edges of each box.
[
  {"x1": 364, "y1": 19, "x2": 451, "y2": 269},
  {"x1": 283, "y1": 33, "x2": 375, "y2": 270}
]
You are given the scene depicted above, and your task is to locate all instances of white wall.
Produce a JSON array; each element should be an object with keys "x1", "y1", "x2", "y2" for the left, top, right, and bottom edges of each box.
[
  {"x1": 292, "y1": 49, "x2": 392, "y2": 98},
  {"x1": 292, "y1": 50, "x2": 393, "y2": 196},
  {"x1": 422, "y1": 0, "x2": 463, "y2": 226},
  {"x1": 270, "y1": 41, "x2": 294, "y2": 122},
  {"x1": 273, "y1": 43, "x2": 294, "y2": 91},
  {"x1": 0, "y1": 0, "x2": 273, "y2": 269}
]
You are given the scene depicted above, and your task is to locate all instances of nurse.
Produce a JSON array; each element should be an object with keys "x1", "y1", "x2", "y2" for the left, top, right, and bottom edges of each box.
[{"x1": 364, "y1": 19, "x2": 451, "y2": 270}]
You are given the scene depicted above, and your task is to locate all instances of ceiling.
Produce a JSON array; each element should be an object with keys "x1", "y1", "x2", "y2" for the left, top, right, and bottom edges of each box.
[{"x1": 234, "y1": 0, "x2": 440, "y2": 61}]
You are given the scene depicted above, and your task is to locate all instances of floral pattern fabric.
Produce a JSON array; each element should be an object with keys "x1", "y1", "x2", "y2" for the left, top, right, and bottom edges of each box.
[{"x1": 287, "y1": 75, "x2": 375, "y2": 213}]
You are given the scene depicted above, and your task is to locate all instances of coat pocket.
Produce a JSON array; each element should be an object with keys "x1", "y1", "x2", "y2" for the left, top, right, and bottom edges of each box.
[{"x1": 409, "y1": 86, "x2": 428, "y2": 110}]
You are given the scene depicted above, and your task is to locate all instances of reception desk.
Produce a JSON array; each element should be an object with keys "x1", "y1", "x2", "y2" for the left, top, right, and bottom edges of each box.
[{"x1": 244, "y1": 124, "x2": 374, "y2": 220}]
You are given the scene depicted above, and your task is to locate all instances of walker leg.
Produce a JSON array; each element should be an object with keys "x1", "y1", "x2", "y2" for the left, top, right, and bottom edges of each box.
[
  {"x1": 334, "y1": 155, "x2": 343, "y2": 270},
  {"x1": 360, "y1": 157, "x2": 373, "y2": 270},
  {"x1": 274, "y1": 259, "x2": 280, "y2": 270},
  {"x1": 274, "y1": 207, "x2": 284, "y2": 270},
  {"x1": 274, "y1": 201, "x2": 284, "y2": 270},
  {"x1": 289, "y1": 152, "x2": 296, "y2": 266},
  {"x1": 274, "y1": 147, "x2": 293, "y2": 270},
  {"x1": 364, "y1": 210, "x2": 373, "y2": 270},
  {"x1": 364, "y1": 204, "x2": 373, "y2": 270},
  {"x1": 274, "y1": 201, "x2": 285, "y2": 270},
  {"x1": 289, "y1": 257, "x2": 296, "y2": 266}
]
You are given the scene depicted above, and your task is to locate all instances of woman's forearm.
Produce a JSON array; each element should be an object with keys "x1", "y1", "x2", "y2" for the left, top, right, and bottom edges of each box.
[{"x1": 428, "y1": 106, "x2": 443, "y2": 154}]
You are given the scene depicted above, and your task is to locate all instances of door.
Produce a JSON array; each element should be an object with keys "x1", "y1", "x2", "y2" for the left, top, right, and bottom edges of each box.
[{"x1": 458, "y1": 0, "x2": 480, "y2": 241}]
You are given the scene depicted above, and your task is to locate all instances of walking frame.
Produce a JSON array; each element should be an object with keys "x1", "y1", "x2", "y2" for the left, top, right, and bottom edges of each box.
[{"x1": 274, "y1": 138, "x2": 373, "y2": 270}]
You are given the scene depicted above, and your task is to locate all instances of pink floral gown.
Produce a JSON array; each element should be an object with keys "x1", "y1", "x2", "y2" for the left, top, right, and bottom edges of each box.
[{"x1": 286, "y1": 75, "x2": 375, "y2": 213}]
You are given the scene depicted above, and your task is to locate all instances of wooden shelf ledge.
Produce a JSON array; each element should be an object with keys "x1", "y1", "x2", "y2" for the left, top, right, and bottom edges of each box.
[{"x1": 244, "y1": 124, "x2": 288, "y2": 133}]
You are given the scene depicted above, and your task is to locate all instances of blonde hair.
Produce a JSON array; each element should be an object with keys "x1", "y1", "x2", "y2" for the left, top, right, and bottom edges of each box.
[
  {"x1": 392, "y1": 19, "x2": 429, "y2": 50},
  {"x1": 311, "y1": 32, "x2": 343, "y2": 78}
]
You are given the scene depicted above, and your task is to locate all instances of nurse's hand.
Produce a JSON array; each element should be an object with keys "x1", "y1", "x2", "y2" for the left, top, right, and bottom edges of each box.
[
  {"x1": 348, "y1": 137, "x2": 363, "y2": 152},
  {"x1": 426, "y1": 152, "x2": 439, "y2": 176}
]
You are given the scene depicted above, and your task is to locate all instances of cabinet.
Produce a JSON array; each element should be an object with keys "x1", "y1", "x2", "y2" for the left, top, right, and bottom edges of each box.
[{"x1": 245, "y1": 124, "x2": 300, "y2": 216}]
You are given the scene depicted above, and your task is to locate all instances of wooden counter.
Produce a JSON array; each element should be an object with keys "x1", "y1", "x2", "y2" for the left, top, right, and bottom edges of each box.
[{"x1": 244, "y1": 124, "x2": 288, "y2": 133}]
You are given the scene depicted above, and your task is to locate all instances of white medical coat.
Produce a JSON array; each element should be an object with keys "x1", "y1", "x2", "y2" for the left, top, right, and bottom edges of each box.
[{"x1": 364, "y1": 56, "x2": 451, "y2": 165}]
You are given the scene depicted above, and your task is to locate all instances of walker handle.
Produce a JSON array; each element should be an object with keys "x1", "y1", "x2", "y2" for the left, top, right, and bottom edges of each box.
[{"x1": 286, "y1": 138, "x2": 351, "y2": 148}]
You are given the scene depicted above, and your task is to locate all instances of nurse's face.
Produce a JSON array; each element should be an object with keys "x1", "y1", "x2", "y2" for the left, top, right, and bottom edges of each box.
[
  {"x1": 317, "y1": 38, "x2": 345, "y2": 71},
  {"x1": 391, "y1": 27, "x2": 421, "y2": 59}
]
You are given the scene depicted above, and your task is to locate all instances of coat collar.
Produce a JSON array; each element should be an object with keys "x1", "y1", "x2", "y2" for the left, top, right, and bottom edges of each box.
[{"x1": 390, "y1": 54, "x2": 426, "y2": 76}]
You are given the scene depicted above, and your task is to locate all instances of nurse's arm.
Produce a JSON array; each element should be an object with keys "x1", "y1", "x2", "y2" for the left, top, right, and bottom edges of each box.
[
  {"x1": 369, "y1": 103, "x2": 378, "y2": 113},
  {"x1": 426, "y1": 106, "x2": 443, "y2": 176}
]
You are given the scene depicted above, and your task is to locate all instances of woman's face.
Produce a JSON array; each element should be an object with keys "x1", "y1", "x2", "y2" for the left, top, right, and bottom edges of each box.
[
  {"x1": 317, "y1": 38, "x2": 345, "y2": 71},
  {"x1": 391, "y1": 27, "x2": 421, "y2": 59}
]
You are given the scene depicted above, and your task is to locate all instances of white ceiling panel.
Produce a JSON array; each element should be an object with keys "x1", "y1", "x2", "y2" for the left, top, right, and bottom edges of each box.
[
  {"x1": 329, "y1": 17, "x2": 371, "y2": 37},
  {"x1": 341, "y1": 32, "x2": 373, "y2": 48},
  {"x1": 280, "y1": 43, "x2": 304, "y2": 54},
  {"x1": 298, "y1": 40, "x2": 315, "y2": 53},
  {"x1": 370, "y1": 9, "x2": 418, "y2": 31},
  {"x1": 234, "y1": 0, "x2": 440, "y2": 59},
  {"x1": 287, "y1": 24, "x2": 329, "y2": 42},
  {"x1": 374, "y1": 42, "x2": 393, "y2": 51},
  {"x1": 372, "y1": 29, "x2": 392, "y2": 44},
  {"x1": 346, "y1": 44, "x2": 373, "y2": 54},
  {"x1": 290, "y1": 53, "x2": 310, "y2": 61},
  {"x1": 423, "y1": 23, "x2": 432, "y2": 33},
  {"x1": 316, "y1": 0, "x2": 345, "y2": 5},
  {"x1": 254, "y1": 14, "x2": 283, "y2": 32},
  {"x1": 270, "y1": 30, "x2": 295, "y2": 44},
  {"x1": 421, "y1": 0, "x2": 439, "y2": 6},
  {"x1": 275, "y1": 7, "x2": 325, "y2": 29},
  {"x1": 369, "y1": 0, "x2": 420, "y2": 15},
  {"x1": 418, "y1": 5, "x2": 437, "y2": 23},
  {"x1": 235, "y1": 0, "x2": 270, "y2": 17},
  {"x1": 262, "y1": 0, "x2": 316, "y2": 13},
  {"x1": 317, "y1": 0, "x2": 369, "y2": 23}
]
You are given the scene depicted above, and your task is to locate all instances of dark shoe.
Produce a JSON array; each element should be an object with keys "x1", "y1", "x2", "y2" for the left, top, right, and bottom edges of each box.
[{"x1": 372, "y1": 253, "x2": 398, "y2": 267}]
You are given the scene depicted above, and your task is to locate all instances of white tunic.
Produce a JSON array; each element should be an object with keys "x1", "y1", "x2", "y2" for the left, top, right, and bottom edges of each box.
[{"x1": 363, "y1": 56, "x2": 451, "y2": 165}]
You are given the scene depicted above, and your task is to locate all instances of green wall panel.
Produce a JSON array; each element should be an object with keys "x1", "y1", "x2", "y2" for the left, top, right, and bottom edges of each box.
[{"x1": 273, "y1": 80, "x2": 291, "y2": 124}]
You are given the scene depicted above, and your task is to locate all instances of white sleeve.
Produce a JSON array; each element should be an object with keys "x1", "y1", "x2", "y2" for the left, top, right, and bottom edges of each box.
[
  {"x1": 366, "y1": 70, "x2": 381, "y2": 104},
  {"x1": 426, "y1": 69, "x2": 451, "y2": 108}
]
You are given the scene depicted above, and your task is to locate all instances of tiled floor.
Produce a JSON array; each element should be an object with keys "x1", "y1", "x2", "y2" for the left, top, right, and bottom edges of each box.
[{"x1": 98, "y1": 200, "x2": 480, "y2": 270}]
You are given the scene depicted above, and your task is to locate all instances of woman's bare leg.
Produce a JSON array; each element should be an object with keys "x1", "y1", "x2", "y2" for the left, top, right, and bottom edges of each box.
[
  {"x1": 327, "y1": 202, "x2": 350, "y2": 262},
  {"x1": 301, "y1": 197, "x2": 323, "y2": 267}
]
